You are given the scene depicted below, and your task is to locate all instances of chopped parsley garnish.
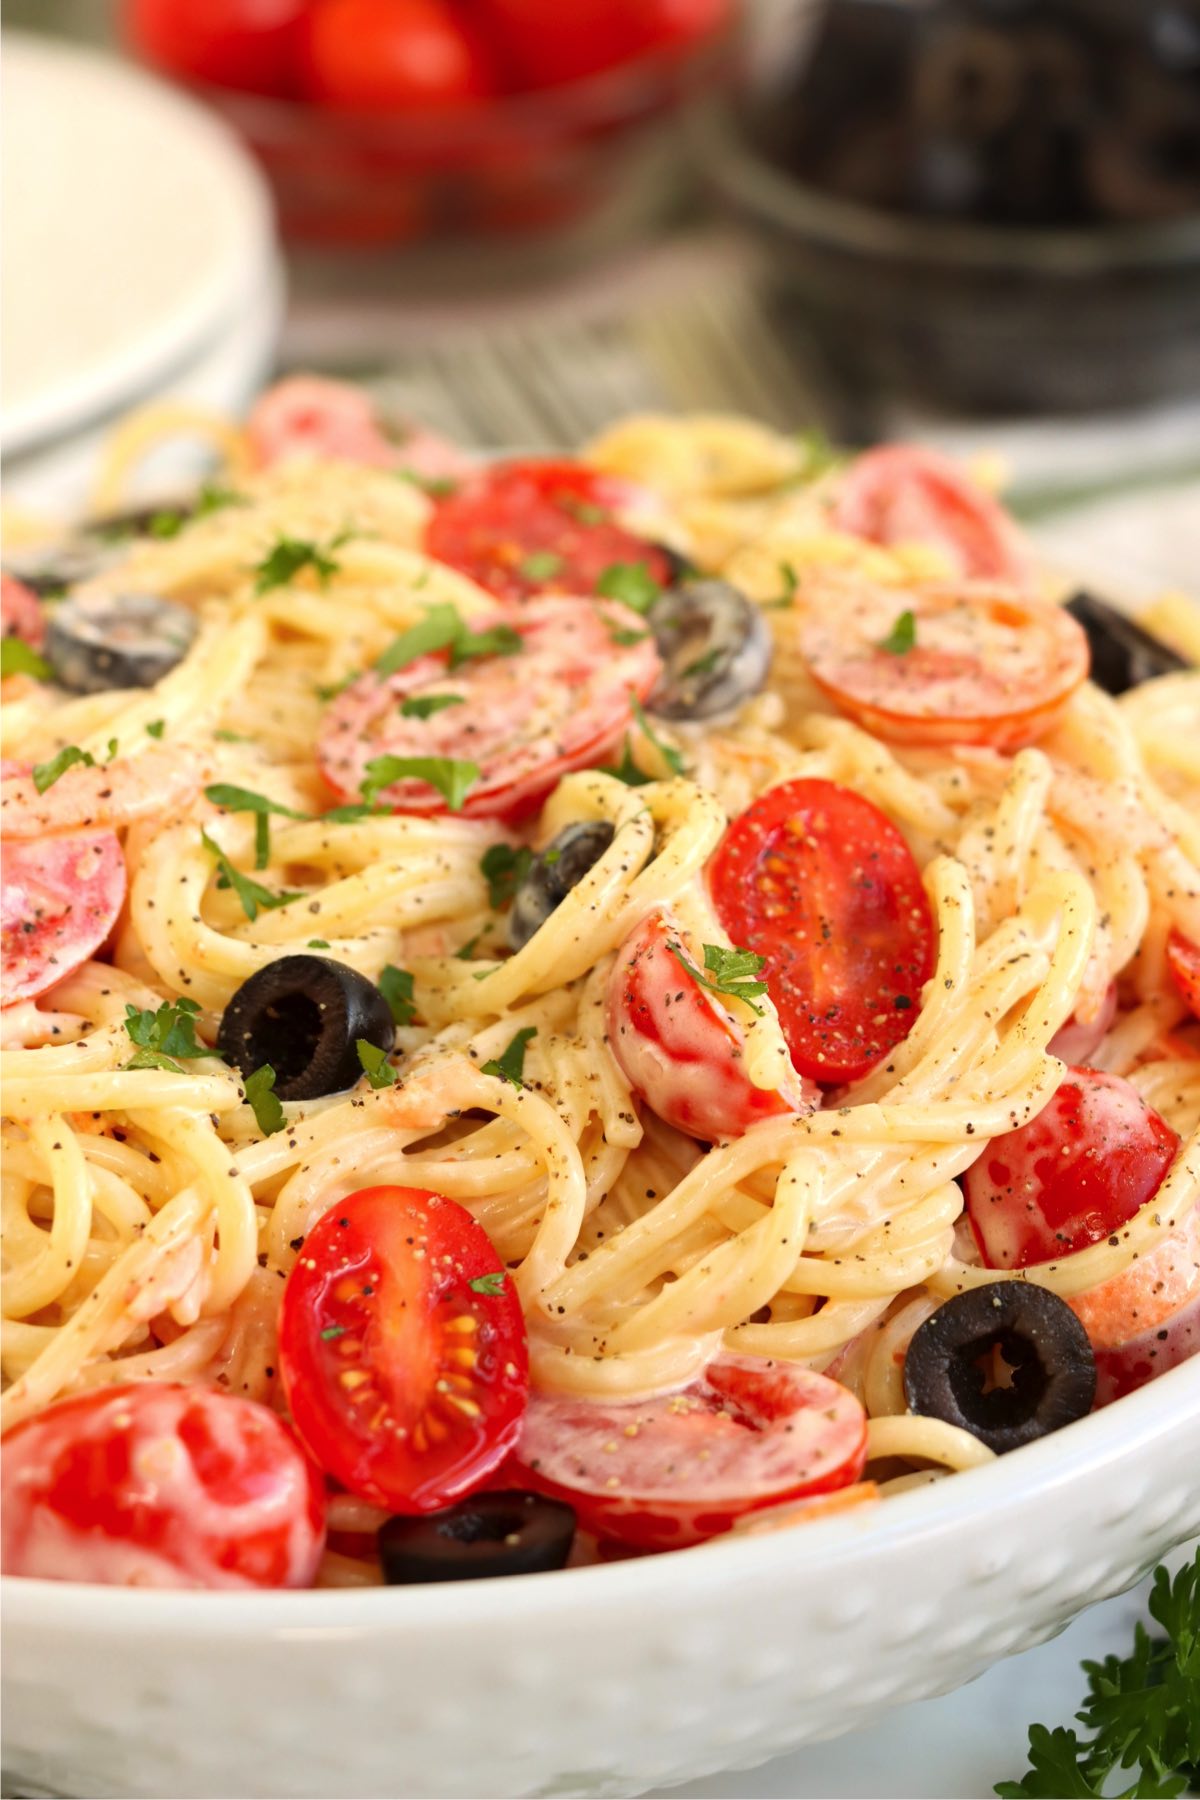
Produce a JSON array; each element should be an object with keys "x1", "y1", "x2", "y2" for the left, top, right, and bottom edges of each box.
[
  {"x1": 356, "y1": 1039, "x2": 397, "y2": 1090},
  {"x1": 324, "y1": 801, "x2": 388, "y2": 823},
  {"x1": 400, "y1": 693, "x2": 465, "y2": 720},
  {"x1": 763, "y1": 560, "x2": 800, "y2": 610},
  {"x1": 395, "y1": 468, "x2": 458, "y2": 499},
  {"x1": 31, "y1": 745, "x2": 94, "y2": 794},
  {"x1": 314, "y1": 673, "x2": 357, "y2": 703},
  {"x1": 482, "y1": 1026, "x2": 537, "y2": 1088},
  {"x1": 468, "y1": 1271, "x2": 508, "y2": 1296},
  {"x1": 630, "y1": 695, "x2": 685, "y2": 777},
  {"x1": 254, "y1": 533, "x2": 345, "y2": 594},
  {"x1": 683, "y1": 647, "x2": 722, "y2": 678},
  {"x1": 378, "y1": 964, "x2": 417, "y2": 1027},
  {"x1": 558, "y1": 495, "x2": 607, "y2": 526},
  {"x1": 375, "y1": 604, "x2": 521, "y2": 678},
  {"x1": 480, "y1": 842, "x2": 533, "y2": 910},
  {"x1": 122, "y1": 997, "x2": 213, "y2": 1073},
  {"x1": 320, "y1": 1324, "x2": 348, "y2": 1341},
  {"x1": 308, "y1": 938, "x2": 331, "y2": 949},
  {"x1": 600, "y1": 610, "x2": 651, "y2": 648},
  {"x1": 667, "y1": 941, "x2": 769, "y2": 1018},
  {"x1": 455, "y1": 932, "x2": 485, "y2": 961},
  {"x1": 795, "y1": 426, "x2": 841, "y2": 478},
  {"x1": 148, "y1": 509, "x2": 185, "y2": 539},
  {"x1": 518, "y1": 550, "x2": 564, "y2": 582},
  {"x1": 244, "y1": 1064, "x2": 286, "y2": 1136},
  {"x1": 1, "y1": 639, "x2": 53, "y2": 681},
  {"x1": 200, "y1": 828, "x2": 304, "y2": 922},
  {"x1": 145, "y1": 719, "x2": 165, "y2": 739},
  {"x1": 878, "y1": 609, "x2": 917, "y2": 655},
  {"x1": 213, "y1": 728, "x2": 254, "y2": 744},
  {"x1": 194, "y1": 480, "x2": 247, "y2": 519},
  {"x1": 204, "y1": 782, "x2": 310, "y2": 869},
  {"x1": 598, "y1": 737, "x2": 652, "y2": 788},
  {"x1": 595, "y1": 561, "x2": 662, "y2": 615},
  {"x1": 360, "y1": 754, "x2": 479, "y2": 812},
  {"x1": 997, "y1": 1549, "x2": 1200, "y2": 1799}
]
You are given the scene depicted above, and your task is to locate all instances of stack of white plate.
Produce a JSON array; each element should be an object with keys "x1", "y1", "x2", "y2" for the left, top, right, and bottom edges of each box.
[{"x1": 1, "y1": 33, "x2": 284, "y2": 517}]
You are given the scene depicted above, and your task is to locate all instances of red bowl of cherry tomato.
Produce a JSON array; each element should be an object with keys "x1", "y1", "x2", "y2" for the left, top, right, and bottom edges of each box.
[{"x1": 124, "y1": 0, "x2": 737, "y2": 248}]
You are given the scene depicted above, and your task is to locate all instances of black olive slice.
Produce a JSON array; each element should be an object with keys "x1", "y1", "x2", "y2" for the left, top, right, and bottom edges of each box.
[
  {"x1": 379, "y1": 1491, "x2": 576, "y2": 1584},
  {"x1": 507, "y1": 821, "x2": 616, "y2": 952},
  {"x1": 903, "y1": 1281, "x2": 1096, "y2": 1455},
  {"x1": 217, "y1": 955, "x2": 395, "y2": 1102},
  {"x1": 1064, "y1": 591, "x2": 1188, "y2": 696},
  {"x1": 647, "y1": 580, "x2": 772, "y2": 720},
  {"x1": 2, "y1": 497, "x2": 196, "y2": 599},
  {"x1": 46, "y1": 593, "x2": 199, "y2": 694}
]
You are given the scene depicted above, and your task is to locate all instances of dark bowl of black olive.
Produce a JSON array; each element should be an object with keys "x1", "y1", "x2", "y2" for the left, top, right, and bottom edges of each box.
[{"x1": 697, "y1": 0, "x2": 1200, "y2": 415}]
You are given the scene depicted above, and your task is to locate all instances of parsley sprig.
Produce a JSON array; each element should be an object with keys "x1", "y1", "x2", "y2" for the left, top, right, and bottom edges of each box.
[
  {"x1": 122, "y1": 997, "x2": 214, "y2": 1073},
  {"x1": 254, "y1": 532, "x2": 348, "y2": 595},
  {"x1": 482, "y1": 1026, "x2": 536, "y2": 1087},
  {"x1": 200, "y1": 829, "x2": 304, "y2": 922},
  {"x1": 205, "y1": 783, "x2": 310, "y2": 869},
  {"x1": 356, "y1": 1039, "x2": 397, "y2": 1090},
  {"x1": 481, "y1": 842, "x2": 533, "y2": 910},
  {"x1": 378, "y1": 964, "x2": 418, "y2": 1028},
  {"x1": 375, "y1": 603, "x2": 521, "y2": 677},
  {"x1": 998, "y1": 1551, "x2": 1200, "y2": 1799},
  {"x1": 667, "y1": 941, "x2": 769, "y2": 1018},
  {"x1": 1, "y1": 639, "x2": 53, "y2": 681},
  {"x1": 878, "y1": 608, "x2": 917, "y2": 655},
  {"x1": 468, "y1": 1271, "x2": 508, "y2": 1296},
  {"x1": 244, "y1": 1065, "x2": 286, "y2": 1136},
  {"x1": 595, "y1": 561, "x2": 662, "y2": 615},
  {"x1": 360, "y1": 754, "x2": 479, "y2": 812},
  {"x1": 31, "y1": 745, "x2": 96, "y2": 794}
]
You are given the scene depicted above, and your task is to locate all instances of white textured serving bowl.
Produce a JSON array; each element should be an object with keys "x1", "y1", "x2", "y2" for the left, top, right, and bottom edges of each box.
[{"x1": 3, "y1": 1356, "x2": 1198, "y2": 1799}]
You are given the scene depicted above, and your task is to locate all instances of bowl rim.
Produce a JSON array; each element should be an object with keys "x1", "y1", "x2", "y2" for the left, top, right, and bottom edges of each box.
[
  {"x1": 4, "y1": 1356, "x2": 1197, "y2": 1635},
  {"x1": 696, "y1": 98, "x2": 1200, "y2": 275}
]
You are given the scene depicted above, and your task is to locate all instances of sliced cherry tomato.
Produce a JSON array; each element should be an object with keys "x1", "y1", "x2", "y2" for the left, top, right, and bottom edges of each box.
[
  {"x1": 834, "y1": 445, "x2": 1033, "y2": 586},
  {"x1": 799, "y1": 579, "x2": 1090, "y2": 752},
  {"x1": 477, "y1": 0, "x2": 728, "y2": 89},
  {"x1": 605, "y1": 909, "x2": 817, "y2": 1140},
  {"x1": 1, "y1": 574, "x2": 45, "y2": 649},
  {"x1": 1047, "y1": 981, "x2": 1118, "y2": 1065},
  {"x1": 1166, "y1": 930, "x2": 1200, "y2": 1021},
  {"x1": 317, "y1": 595, "x2": 661, "y2": 820},
  {"x1": 124, "y1": 0, "x2": 309, "y2": 94},
  {"x1": 1, "y1": 830, "x2": 127, "y2": 1006},
  {"x1": 1, "y1": 1384, "x2": 325, "y2": 1588},
  {"x1": 278, "y1": 1185, "x2": 529, "y2": 1513},
  {"x1": 963, "y1": 1067, "x2": 1181, "y2": 1271},
  {"x1": 298, "y1": 0, "x2": 497, "y2": 109},
  {"x1": 513, "y1": 1357, "x2": 868, "y2": 1551},
  {"x1": 425, "y1": 460, "x2": 674, "y2": 603},
  {"x1": 709, "y1": 778, "x2": 934, "y2": 1085}
]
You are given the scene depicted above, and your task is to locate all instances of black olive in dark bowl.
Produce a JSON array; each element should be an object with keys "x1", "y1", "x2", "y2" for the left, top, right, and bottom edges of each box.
[
  {"x1": 647, "y1": 580, "x2": 772, "y2": 720},
  {"x1": 46, "y1": 593, "x2": 199, "y2": 694},
  {"x1": 1064, "y1": 590, "x2": 1189, "y2": 695},
  {"x1": 379, "y1": 1491, "x2": 576, "y2": 1584},
  {"x1": 903, "y1": 1281, "x2": 1096, "y2": 1454},
  {"x1": 508, "y1": 821, "x2": 616, "y2": 952},
  {"x1": 217, "y1": 955, "x2": 395, "y2": 1101}
]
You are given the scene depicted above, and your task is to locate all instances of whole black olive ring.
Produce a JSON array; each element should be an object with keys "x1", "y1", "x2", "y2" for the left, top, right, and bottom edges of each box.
[
  {"x1": 903, "y1": 1281, "x2": 1096, "y2": 1455},
  {"x1": 1064, "y1": 591, "x2": 1188, "y2": 697},
  {"x1": 379, "y1": 1491, "x2": 577, "y2": 1584},
  {"x1": 647, "y1": 579, "x2": 772, "y2": 720},
  {"x1": 217, "y1": 955, "x2": 395, "y2": 1101},
  {"x1": 46, "y1": 593, "x2": 199, "y2": 694},
  {"x1": 508, "y1": 820, "x2": 616, "y2": 952}
]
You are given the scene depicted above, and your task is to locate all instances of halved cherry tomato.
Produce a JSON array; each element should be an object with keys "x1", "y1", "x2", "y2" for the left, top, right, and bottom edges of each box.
[
  {"x1": 425, "y1": 460, "x2": 674, "y2": 602},
  {"x1": 1, "y1": 1384, "x2": 325, "y2": 1588},
  {"x1": 1166, "y1": 930, "x2": 1200, "y2": 1021},
  {"x1": 799, "y1": 579, "x2": 1090, "y2": 752},
  {"x1": 124, "y1": 0, "x2": 309, "y2": 95},
  {"x1": 1, "y1": 830, "x2": 127, "y2": 1006},
  {"x1": 1, "y1": 574, "x2": 45, "y2": 649},
  {"x1": 709, "y1": 778, "x2": 934, "y2": 1085},
  {"x1": 963, "y1": 1067, "x2": 1181, "y2": 1271},
  {"x1": 834, "y1": 445, "x2": 1033, "y2": 586},
  {"x1": 298, "y1": 0, "x2": 497, "y2": 110},
  {"x1": 513, "y1": 1357, "x2": 868, "y2": 1551},
  {"x1": 1047, "y1": 981, "x2": 1118, "y2": 1065},
  {"x1": 278, "y1": 1186, "x2": 529, "y2": 1513},
  {"x1": 316, "y1": 595, "x2": 661, "y2": 820},
  {"x1": 606, "y1": 909, "x2": 818, "y2": 1140},
  {"x1": 476, "y1": 0, "x2": 728, "y2": 88}
]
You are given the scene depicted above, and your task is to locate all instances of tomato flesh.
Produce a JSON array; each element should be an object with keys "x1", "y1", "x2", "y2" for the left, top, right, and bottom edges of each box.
[
  {"x1": 1166, "y1": 931, "x2": 1200, "y2": 1021},
  {"x1": 1, "y1": 830, "x2": 127, "y2": 1006},
  {"x1": 799, "y1": 579, "x2": 1090, "y2": 752},
  {"x1": 834, "y1": 445, "x2": 1032, "y2": 585},
  {"x1": 963, "y1": 1067, "x2": 1181, "y2": 1271},
  {"x1": 709, "y1": 777, "x2": 934, "y2": 1084},
  {"x1": 425, "y1": 460, "x2": 674, "y2": 602},
  {"x1": 606, "y1": 909, "x2": 817, "y2": 1140},
  {"x1": 279, "y1": 1186, "x2": 529, "y2": 1513},
  {"x1": 124, "y1": 0, "x2": 308, "y2": 94},
  {"x1": 316, "y1": 594, "x2": 661, "y2": 820},
  {"x1": 513, "y1": 1357, "x2": 868, "y2": 1551},
  {"x1": 1, "y1": 1384, "x2": 325, "y2": 1588}
]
